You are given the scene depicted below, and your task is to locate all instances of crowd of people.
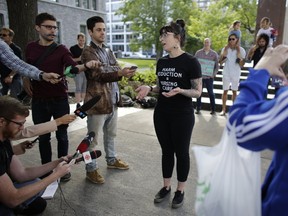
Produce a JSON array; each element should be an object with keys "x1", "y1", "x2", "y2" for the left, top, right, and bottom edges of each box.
[{"x1": 0, "y1": 11, "x2": 285, "y2": 216}]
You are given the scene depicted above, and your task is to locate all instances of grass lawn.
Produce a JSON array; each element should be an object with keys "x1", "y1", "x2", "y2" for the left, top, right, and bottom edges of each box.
[{"x1": 118, "y1": 58, "x2": 156, "y2": 69}]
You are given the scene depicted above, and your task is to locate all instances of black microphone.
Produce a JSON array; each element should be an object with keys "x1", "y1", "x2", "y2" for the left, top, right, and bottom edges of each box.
[
  {"x1": 70, "y1": 66, "x2": 79, "y2": 75},
  {"x1": 76, "y1": 131, "x2": 95, "y2": 153},
  {"x1": 74, "y1": 95, "x2": 101, "y2": 118},
  {"x1": 75, "y1": 150, "x2": 102, "y2": 163}
]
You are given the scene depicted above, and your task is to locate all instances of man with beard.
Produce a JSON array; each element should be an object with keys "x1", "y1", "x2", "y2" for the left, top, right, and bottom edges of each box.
[
  {"x1": 0, "y1": 96, "x2": 73, "y2": 216},
  {"x1": 22, "y1": 13, "x2": 99, "y2": 182},
  {"x1": 247, "y1": 33, "x2": 269, "y2": 67}
]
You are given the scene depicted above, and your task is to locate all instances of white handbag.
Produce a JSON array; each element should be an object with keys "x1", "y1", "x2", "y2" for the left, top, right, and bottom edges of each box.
[{"x1": 193, "y1": 125, "x2": 261, "y2": 216}]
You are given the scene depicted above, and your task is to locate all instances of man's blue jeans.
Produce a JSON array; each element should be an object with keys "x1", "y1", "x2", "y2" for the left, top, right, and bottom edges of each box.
[
  {"x1": 196, "y1": 78, "x2": 216, "y2": 112},
  {"x1": 32, "y1": 97, "x2": 70, "y2": 164},
  {"x1": 86, "y1": 106, "x2": 118, "y2": 172}
]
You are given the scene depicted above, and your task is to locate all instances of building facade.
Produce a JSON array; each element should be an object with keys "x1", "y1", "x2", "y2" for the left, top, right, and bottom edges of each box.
[
  {"x1": 0, "y1": 0, "x2": 106, "y2": 48},
  {"x1": 106, "y1": 0, "x2": 133, "y2": 56}
]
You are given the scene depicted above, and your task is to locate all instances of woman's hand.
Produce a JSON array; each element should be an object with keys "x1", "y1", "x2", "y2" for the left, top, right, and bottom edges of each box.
[{"x1": 162, "y1": 87, "x2": 182, "y2": 98}]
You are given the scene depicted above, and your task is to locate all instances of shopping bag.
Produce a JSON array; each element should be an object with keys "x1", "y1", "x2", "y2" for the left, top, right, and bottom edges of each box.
[{"x1": 192, "y1": 125, "x2": 261, "y2": 216}]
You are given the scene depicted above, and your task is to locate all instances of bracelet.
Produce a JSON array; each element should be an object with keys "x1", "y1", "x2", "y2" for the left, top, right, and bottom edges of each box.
[
  {"x1": 149, "y1": 86, "x2": 153, "y2": 92},
  {"x1": 84, "y1": 63, "x2": 89, "y2": 70}
]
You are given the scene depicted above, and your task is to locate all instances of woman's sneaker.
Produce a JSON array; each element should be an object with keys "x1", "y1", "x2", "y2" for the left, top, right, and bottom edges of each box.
[
  {"x1": 172, "y1": 190, "x2": 184, "y2": 208},
  {"x1": 154, "y1": 186, "x2": 171, "y2": 203}
]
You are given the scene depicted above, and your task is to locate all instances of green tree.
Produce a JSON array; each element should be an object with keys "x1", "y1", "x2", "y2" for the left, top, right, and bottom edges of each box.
[
  {"x1": 187, "y1": 0, "x2": 257, "y2": 53},
  {"x1": 221, "y1": 0, "x2": 258, "y2": 34},
  {"x1": 118, "y1": 0, "x2": 169, "y2": 59}
]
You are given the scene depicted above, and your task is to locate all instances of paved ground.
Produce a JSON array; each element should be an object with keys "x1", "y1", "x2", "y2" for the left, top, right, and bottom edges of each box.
[{"x1": 15, "y1": 105, "x2": 273, "y2": 216}]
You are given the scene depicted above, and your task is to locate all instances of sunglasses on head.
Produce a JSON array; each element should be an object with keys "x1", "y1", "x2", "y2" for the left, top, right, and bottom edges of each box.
[{"x1": 229, "y1": 38, "x2": 236, "y2": 41}]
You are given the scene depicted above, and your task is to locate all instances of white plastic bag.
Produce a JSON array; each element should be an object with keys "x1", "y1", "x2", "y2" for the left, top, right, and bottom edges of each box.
[{"x1": 192, "y1": 126, "x2": 261, "y2": 216}]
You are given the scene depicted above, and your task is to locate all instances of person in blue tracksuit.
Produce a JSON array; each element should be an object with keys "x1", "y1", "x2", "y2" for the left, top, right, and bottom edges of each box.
[{"x1": 228, "y1": 45, "x2": 288, "y2": 216}]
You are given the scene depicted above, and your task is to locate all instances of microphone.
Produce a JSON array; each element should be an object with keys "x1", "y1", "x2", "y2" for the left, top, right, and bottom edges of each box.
[
  {"x1": 75, "y1": 150, "x2": 102, "y2": 163},
  {"x1": 64, "y1": 66, "x2": 79, "y2": 78},
  {"x1": 74, "y1": 95, "x2": 101, "y2": 118},
  {"x1": 76, "y1": 131, "x2": 95, "y2": 153}
]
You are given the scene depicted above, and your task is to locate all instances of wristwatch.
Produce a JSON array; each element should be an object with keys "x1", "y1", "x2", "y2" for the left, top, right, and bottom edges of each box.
[{"x1": 39, "y1": 72, "x2": 44, "y2": 81}]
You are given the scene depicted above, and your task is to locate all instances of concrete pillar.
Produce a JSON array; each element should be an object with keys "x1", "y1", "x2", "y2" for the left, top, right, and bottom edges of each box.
[{"x1": 256, "y1": 0, "x2": 286, "y2": 46}]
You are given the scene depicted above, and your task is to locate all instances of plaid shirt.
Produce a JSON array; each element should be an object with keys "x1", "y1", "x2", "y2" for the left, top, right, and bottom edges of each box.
[{"x1": 0, "y1": 40, "x2": 40, "y2": 80}]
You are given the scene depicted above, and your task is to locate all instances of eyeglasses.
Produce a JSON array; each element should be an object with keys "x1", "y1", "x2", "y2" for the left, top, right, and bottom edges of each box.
[
  {"x1": 41, "y1": 25, "x2": 58, "y2": 30},
  {"x1": 4, "y1": 118, "x2": 26, "y2": 127},
  {"x1": 0, "y1": 34, "x2": 8, "y2": 37},
  {"x1": 228, "y1": 38, "x2": 236, "y2": 41},
  {"x1": 159, "y1": 32, "x2": 174, "y2": 39}
]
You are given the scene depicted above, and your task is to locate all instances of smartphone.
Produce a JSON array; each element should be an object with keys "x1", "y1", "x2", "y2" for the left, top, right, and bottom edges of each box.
[{"x1": 130, "y1": 66, "x2": 138, "y2": 70}]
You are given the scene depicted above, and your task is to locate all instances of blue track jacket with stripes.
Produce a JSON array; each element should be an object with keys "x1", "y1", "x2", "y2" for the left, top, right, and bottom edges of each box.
[{"x1": 229, "y1": 68, "x2": 288, "y2": 216}]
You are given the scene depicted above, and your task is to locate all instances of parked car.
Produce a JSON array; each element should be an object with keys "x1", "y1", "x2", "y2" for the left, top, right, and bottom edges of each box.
[{"x1": 129, "y1": 52, "x2": 147, "y2": 58}]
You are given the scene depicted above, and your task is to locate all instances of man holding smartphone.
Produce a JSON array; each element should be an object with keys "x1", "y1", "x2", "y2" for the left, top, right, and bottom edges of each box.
[{"x1": 81, "y1": 16, "x2": 136, "y2": 184}]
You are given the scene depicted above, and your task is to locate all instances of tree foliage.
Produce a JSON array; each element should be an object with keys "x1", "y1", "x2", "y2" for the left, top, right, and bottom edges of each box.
[
  {"x1": 118, "y1": 0, "x2": 168, "y2": 58},
  {"x1": 188, "y1": 0, "x2": 257, "y2": 53},
  {"x1": 117, "y1": 0, "x2": 257, "y2": 56}
]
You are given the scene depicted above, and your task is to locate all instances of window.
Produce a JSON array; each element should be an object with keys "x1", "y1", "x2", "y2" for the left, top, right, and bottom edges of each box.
[
  {"x1": 126, "y1": 34, "x2": 134, "y2": 42},
  {"x1": 83, "y1": 0, "x2": 90, "y2": 9},
  {"x1": 80, "y1": 25, "x2": 87, "y2": 36},
  {"x1": 126, "y1": 23, "x2": 131, "y2": 31},
  {"x1": 55, "y1": 22, "x2": 61, "y2": 43},
  {"x1": 92, "y1": 0, "x2": 97, "y2": 10},
  {"x1": 112, "y1": 24, "x2": 124, "y2": 32},
  {"x1": 112, "y1": 14, "x2": 121, "y2": 22},
  {"x1": 112, "y1": 45, "x2": 124, "y2": 52},
  {"x1": 0, "y1": 14, "x2": 4, "y2": 28},
  {"x1": 112, "y1": 34, "x2": 124, "y2": 42},
  {"x1": 75, "y1": 0, "x2": 80, "y2": 7},
  {"x1": 111, "y1": 3, "x2": 122, "y2": 11}
]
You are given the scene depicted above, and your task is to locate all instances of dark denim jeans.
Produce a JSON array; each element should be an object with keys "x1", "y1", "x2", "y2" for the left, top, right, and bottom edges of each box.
[
  {"x1": 196, "y1": 78, "x2": 215, "y2": 112},
  {"x1": 32, "y1": 97, "x2": 70, "y2": 164}
]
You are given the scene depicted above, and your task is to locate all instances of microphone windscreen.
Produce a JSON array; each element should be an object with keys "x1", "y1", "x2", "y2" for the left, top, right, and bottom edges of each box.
[
  {"x1": 75, "y1": 150, "x2": 102, "y2": 163},
  {"x1": 76, "y1": 131, "x2": 95, "y2": 153},
  {"x1": 87, "y1": 131, "x2": 95, "y2": 139},
  {"x1": 80, "y1": 95, "x2": 101, "y2": 112},
  {"x1": 90, "y1": 150, "x2": 102, "y2": 159}
]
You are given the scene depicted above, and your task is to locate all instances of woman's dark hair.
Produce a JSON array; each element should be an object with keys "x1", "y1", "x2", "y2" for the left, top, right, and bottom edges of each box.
[
  {"x1": 257, "y1": 33, "x2": 269, "y2": 46},
  {"x1": 159, "y1": 19, "x2": 186, "y2": 47}
]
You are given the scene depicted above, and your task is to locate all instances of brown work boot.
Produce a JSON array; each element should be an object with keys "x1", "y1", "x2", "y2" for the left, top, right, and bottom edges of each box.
[
  {"x1": 86, "y1": 169, "x2": 105, "y2": 184},
  {"x1": 107, "y1": 158, "x2": 129, "y2": 170}
]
